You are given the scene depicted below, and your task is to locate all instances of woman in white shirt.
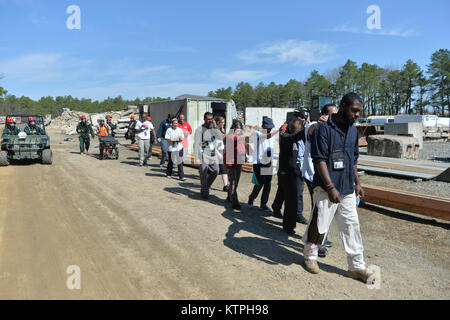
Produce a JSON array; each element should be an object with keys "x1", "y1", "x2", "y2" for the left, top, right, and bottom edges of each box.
[{"x1": 165, "y1": 118, "x2": 185, "y2": 180}]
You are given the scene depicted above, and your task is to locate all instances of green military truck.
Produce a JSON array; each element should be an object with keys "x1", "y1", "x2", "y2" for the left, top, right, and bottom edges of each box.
[{"x1": 0, "y1": 114, "x2": 52, "y2": 166}]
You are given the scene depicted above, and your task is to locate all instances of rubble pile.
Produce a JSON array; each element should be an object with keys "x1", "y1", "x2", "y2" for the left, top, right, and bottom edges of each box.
[{"x1": 50, "y1": 107, "x2": 135, "y2": 135}]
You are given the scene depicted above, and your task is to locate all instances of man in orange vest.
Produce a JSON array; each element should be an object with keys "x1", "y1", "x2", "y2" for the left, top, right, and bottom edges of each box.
[
  {"x1": 96, "y1": 119, "x2": 111, "y2": 137},
  {"x1": 96, "y1": 119, "x2": 111, "y2": 157}
]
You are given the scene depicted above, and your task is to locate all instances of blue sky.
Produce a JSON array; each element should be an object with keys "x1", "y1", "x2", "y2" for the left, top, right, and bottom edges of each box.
[{"x1": 0, "y1": 0, "x2": 449, "y2": 100}]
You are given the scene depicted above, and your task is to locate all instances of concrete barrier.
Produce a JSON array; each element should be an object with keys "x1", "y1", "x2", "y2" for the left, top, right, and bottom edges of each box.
[
  {"x1": 367, "y1": 135, "x2": 420, "y2": 159},
  {"x1": 384, "y1": 122, "x2": 423, "y2": 149}
]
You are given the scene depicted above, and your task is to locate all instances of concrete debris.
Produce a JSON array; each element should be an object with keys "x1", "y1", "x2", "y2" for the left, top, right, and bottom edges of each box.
[
  {"x1": 367, "y1": 135, "x2": 420, "y2": 160},
  {"x1": 49, "y1": 108, "x2": 136, "y2": 135}
]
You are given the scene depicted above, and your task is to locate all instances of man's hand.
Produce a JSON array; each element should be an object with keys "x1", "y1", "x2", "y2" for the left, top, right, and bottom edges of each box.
[
  {"x1": 355, "y1": 184, "x2": 365, "y2": 198},
  {"x1": 318, "y1": 115, "x2": 329, "y2": 123},
  {"x1": 157, "y1": 138, "x2": 161, "y2": 143},
  {"x1": 327, "y1": 188, "x2": 341, "y2": 203}
]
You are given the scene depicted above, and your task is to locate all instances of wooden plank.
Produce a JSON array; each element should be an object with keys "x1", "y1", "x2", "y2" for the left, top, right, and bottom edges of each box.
[{"x1": 362, "y1": 184, "x2": 450, "y2": 221}]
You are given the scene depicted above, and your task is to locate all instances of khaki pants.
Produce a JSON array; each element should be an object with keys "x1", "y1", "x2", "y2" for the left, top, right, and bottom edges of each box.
[
  {"x1": 303, "y1": 187, "x2": 366, "y2": 271},
  {"x1": 138, "y1": 138, "x2": 150, "y2": 165}
]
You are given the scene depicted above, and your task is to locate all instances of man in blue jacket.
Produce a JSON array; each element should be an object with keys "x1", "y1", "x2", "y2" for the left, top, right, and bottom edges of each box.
[{"x1": 303, "y1": 92, "x2": 374, "y2": 284}]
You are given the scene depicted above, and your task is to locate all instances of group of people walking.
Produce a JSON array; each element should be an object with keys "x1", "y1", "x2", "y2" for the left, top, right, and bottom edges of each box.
[{"x1": 74, "y1": 92, "x2": 375, "y2": 284}]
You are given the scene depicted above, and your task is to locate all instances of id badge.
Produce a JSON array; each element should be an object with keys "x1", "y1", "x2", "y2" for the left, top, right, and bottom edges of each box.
[
  {"x1": 208, "y1": 141, "x2": 215, "y2": 151},
  {"x1": 332, "y1": 150, "x2": 345, "y2": 171}
]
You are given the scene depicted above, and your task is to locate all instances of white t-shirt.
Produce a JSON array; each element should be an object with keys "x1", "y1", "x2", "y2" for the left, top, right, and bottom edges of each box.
[
  {"x1": 253, "y1": 130, "x2": 275, "y2": 165},
  {"x1": 302, "y1": 121, "x2": 316, "y2": 182},
  {"x1": 165, "y1": 127, "x2": 185, "y2": 152},
  {"x1": 135, "y1": 120, "x2": 154, "y2": 140}
]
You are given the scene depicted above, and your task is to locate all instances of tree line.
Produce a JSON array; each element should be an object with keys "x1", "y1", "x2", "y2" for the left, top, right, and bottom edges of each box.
[
  {"x1": 208, "y1": 49, "x2": 449, "y2": 117},
  {"x1": 0, "y1": 49, "x2": 448, "y2": 117}
]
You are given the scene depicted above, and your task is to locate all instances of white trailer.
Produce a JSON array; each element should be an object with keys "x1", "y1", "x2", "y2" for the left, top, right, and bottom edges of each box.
[{"x1": 143, "y1": 95, "x2": 237, "y2": 154}]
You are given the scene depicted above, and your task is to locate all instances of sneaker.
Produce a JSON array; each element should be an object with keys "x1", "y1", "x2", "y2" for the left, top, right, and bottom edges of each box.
[
  {"x1": 160, "y1": 164, "x2": 165, "y2": 169},
  {"x1": 180, "y1": 177, "x2": 186, "y2": 181},
  {"x1": 324, "y1": 240, "x2": 333, "y2": 248},
  {"x1": 223, "y1": 185, "x2": 230, "y2": 192},
  {"x1": 318, "y1": 246, "x2": 328, "y2": 258},
  {"x1": 167, "y1": 175, "x2": 172, "y2": 179},
  {"x1": 80, "y1": 152, "x2": 85, "y2": 156},
  {"x1": 147, "y1": 157, "x2": 152, "y2": 161},
  {"x1": 296, "y1": 215, "x2": 308, "y2": 225},
  {"x1": 201, "y1": 193, "x2": 209, "y2": 200},
  {"x1": 247, "y1": 199, "x2": 254, "y2": 208},
  {"x1": 348, "y1": 269, "x2": 375, "y2": 284},
  {"x1": 304, "y1": 259, "x2": 320, "y2": 274},
  {"x1": 260, "y1": 205, "x2": 270, "y2": 211}
]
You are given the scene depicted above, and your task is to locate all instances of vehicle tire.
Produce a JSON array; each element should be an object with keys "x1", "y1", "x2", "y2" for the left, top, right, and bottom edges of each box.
[
  {"x1": 0, "y1": 151, "x2": 9, "y2": 166},
  {"x1": 41, "y1": 149, "x2": 53, "y2": 165}
]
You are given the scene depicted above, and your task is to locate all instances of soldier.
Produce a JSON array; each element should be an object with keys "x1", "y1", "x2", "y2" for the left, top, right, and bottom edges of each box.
[
  {"x1": 24, "y1": 117, "x2": 46, "y2": 135},
  {"x1": 126, "y1": 115, "x2": 137, "y2": 144},
  {"x1": 2, "y1": 117, "x2": 20, "y2": 137},
  {"x1": 76, "y1": 115, "x2": 95, "y2": 156},
  {"x1": 106, "y1": 116, "x2": 118, "y2": 137}
]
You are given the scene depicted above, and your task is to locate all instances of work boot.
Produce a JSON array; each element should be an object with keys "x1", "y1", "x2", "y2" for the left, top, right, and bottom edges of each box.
[
  {"x1": 348, "y1": 269, "x2": 375, "y2": 284},
  {"x1": 304, "y1": 259, "x2": 320, "y2": 274}
]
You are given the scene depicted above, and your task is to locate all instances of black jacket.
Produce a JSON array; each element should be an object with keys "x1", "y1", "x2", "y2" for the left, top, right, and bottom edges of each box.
[{"x1": 278, "y1": 128, "x2": 305, "y2": 175}]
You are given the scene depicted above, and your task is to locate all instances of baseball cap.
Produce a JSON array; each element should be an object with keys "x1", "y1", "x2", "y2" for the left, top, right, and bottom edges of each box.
[{"x1": 262, "y1": 117, "x2": 275, "y2": 129}]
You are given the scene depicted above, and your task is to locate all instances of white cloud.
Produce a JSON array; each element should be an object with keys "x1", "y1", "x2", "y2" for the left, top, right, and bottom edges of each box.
[
  {"x1": 211, "y1": 69, "x2": 276, "y2": 82},
  {"x1": 70, "y1": 82, "x2": 216, "y2": 100},
  {"x1": 237, "y1": 40, "x2": 336, "y2": 66},
  {"x1": 0, "y1": 53, "x2": 172, "y2": 84},
  {"x1": 331, "y1": 23, "x2": 420, "y2": 37},
  {"x1": 0, "y1": 53, "x2": 64, "y2": 81}
]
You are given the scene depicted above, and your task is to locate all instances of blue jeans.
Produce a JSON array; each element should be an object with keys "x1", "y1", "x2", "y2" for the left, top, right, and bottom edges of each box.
[{"x1": 160, "y1": 138, "x2": 169, "y2": 165}]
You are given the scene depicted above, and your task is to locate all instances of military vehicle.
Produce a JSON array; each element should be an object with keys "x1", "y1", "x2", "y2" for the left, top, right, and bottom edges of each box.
[{"x1": 0, "y1": 114, "x2": 52, "y2": 166}]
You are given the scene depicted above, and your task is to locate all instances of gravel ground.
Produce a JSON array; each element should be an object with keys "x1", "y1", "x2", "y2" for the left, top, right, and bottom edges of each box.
[{"x1": 359, "y1": 141, "x2": 450, "y2": 198}]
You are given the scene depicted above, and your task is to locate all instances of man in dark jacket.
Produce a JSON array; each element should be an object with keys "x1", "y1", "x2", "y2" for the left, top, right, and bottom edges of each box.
[
  {"x1": 276, "y1": 118, "x2": 306, "y2": 235},
  {"x1": 302, "y1": 92, "x2": 373, "y2": 284},
  {"x1": 157, "y1": 113, "x2": 174, "y2": 168},
  {"x1": 76, "y1": 115, "x2": 95, "y2": 155}
]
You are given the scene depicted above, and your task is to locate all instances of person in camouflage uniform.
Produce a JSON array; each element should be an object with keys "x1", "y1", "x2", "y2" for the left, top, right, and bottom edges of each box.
[
  {"x1": 2, "y1": 117, "x2": 21, "y2": 137},
  {"x1": 24, "y1": 116, "x2": 47, "y2": 136},
  {"x1": 106, "y1": 116, "x2": 118, "y2": 138},
  {"x1": 76, "y1": 115, "x2": 95, "y2": 155}
]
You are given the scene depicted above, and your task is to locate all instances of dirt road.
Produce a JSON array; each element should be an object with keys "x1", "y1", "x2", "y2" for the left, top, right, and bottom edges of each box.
[{"x1": 0, "y1": 130, "x2": 448, "y2": 299}]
